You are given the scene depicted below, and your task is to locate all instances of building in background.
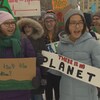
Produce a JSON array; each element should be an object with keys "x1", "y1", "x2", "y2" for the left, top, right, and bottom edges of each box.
[{"x1": 80, "y1": 0, "x2": 100, "y2": 13}]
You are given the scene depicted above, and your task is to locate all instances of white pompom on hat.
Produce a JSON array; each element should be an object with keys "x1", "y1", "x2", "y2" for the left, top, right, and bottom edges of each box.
[
  {"x1": 44, "y1": 13, "x2": 56, "y2": 20},
  {"x1": 0, "y1": 11, "x2": 14, "y2": 25},
  {"x1": 64, "y1": 9, "x2": 84, "y2": 25}
]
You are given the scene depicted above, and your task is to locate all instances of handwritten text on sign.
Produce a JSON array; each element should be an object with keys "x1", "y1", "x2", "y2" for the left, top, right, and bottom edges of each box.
[
  {"x1": 8, "y1": 0, "x2": 41, "y2": 17},
  {"x1": 42, "y1": 50, "x2": 100, "y2": 88},
  {"x1": 0, "y1": 58, "x2": 36, "y2": 81}
]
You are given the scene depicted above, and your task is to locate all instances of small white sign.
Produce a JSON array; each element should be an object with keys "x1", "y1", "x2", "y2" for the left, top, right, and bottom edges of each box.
[{"x1": 46, "y1": 41, "x2": 59, "y2": 53}]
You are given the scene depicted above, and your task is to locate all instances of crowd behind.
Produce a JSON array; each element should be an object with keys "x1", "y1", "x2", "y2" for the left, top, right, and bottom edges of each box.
[{"x1": 0, "y1": 7, "x2": 100, "y2": 100}]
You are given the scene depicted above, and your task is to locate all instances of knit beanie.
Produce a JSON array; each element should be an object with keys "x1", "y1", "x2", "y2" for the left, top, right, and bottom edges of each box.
[
  {"x1": 44, "y1": 12, "x2": 56, "y2": 20},
  {"x1": 0, "y1": 11, "x2": 14, "y2": 25},
  {"x1": 64, "y1": 9, "x2": 84, "y2": 25}
]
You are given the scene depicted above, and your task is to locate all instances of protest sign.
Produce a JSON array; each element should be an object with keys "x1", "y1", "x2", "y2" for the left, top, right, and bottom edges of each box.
[
  {"x1": 0, "y1": 0, "x2": 36, "y2": 91},
  {"x1": 42, "y1": 50, "x2": 100, "y2": 88},
  {"x1": 52, "y1": 0, "x2": 68, "y2": 11},
  {"x1": 8, "y1": 0, "x2": 41, "y2": 17},
  {"x1": 51, "y1": 0, "x2": 72, "y2": 30},
  {"x1": 0, "y1": 58, "x2": 36, "y2": 90},
  {"x1": 46, "y1": 41, "x2": 59, "y2": 53}
]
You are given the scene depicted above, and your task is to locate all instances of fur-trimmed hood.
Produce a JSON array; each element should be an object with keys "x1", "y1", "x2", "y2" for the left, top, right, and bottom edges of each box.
[{"x1": 17, "y1": 18, "x2": 44, "y2": 40}]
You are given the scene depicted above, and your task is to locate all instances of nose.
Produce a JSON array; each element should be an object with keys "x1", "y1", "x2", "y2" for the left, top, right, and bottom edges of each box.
[
  {"x1": 47, "y1": 22, "x2": 52, "y2": 26},
  {"x1": 76, "y1": 23, "x2": 80, "y2": 28},
  {"x1": 8, "y1": 23, "x2": 15, "y2": 27},
  {"x1": 9, "y1": 24, "x2": 13, "y2": 26}
]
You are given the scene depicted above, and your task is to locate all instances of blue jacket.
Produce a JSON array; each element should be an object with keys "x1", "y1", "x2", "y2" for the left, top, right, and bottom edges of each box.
[{"x1": 57, "y1": 31, "x2": 100, "y2": 100}]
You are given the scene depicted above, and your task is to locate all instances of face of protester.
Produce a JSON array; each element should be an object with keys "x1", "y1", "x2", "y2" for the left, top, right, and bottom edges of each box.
[
  {"x1": 92, "y1": 16, "x2": 100, "y2": 26},
  {"x1": 69, "y1": 14, "x2": 84, "y2": 42},
  {"x1": 44, "y1": 18, "x2": 56, "y2": 31},
  {"x1": 0, "y1": 19, "x2": 16, "y2": 36},
  {"x1": 24, "y1": 25, "x2": 33, "y2": 36}
]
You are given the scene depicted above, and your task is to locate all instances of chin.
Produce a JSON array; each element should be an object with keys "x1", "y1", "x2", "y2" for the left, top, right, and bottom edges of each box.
[{"x1": 7, "y1": 33, "x2": 13, "y2": 36}]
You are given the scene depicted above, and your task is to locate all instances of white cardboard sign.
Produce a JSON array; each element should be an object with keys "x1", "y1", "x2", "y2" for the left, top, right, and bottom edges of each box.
[
  {"x1": 8, "y1": 0, "x2": 41, "y2": 17},
  {"x1": 42, "y1": 50, "x2": 100, "y2": 88}
]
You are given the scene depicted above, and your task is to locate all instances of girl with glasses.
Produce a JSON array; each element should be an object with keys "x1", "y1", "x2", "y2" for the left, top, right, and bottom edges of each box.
[
  {"x1": 57, "y1": 9, "x2": 100, "y2": 100},
  {"x1": 0, "y1": 11, "x2": 36, "y2": 100}
]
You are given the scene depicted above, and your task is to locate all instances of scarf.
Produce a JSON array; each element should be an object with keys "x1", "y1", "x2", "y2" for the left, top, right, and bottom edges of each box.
[{"x1": 0, "y1": 27, "x2": 22, "y2": 57}]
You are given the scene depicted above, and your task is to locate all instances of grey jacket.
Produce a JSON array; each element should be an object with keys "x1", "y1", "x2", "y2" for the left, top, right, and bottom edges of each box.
[{"x1": 57, "y1": 31, "x2": 100, "y2": 100}]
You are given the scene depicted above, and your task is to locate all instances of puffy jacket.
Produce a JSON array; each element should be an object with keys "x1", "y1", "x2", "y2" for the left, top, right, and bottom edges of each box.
[{"x1": 57, "y1": 31, "x2": 100, "y2": 100}]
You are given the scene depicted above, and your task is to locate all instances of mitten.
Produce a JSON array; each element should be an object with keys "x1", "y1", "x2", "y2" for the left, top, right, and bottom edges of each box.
[
  {"x1": 36, "y1": 52, "x2": 44, "y2": 66},
  {"x1": 32, "y1": 68, "x2": 41, "y2": 88},
  {"x1": 41, "y1": 79, "x2": 47, "y2": 86}
]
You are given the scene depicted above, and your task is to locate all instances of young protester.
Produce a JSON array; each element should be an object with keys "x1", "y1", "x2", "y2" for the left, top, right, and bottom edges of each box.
[
  {"x1": 43, "y1": 10, "x2": 61, "y2": 100},
  {"x1": 0, "y1": 11, "x2": 37, "y2": 100},
  {"x1": 92, "y1": 11, "x2": 100, "y2": 40},
  {"x1": 57, "y1": 9, "x2": 100, "y2": 100},
  {"x1": 92, "y1": 11, "x2": 100, "y2": 28},
  {"x1": 17, "y1": 18, "x2": 47, "y2": 100},
  {"x1": 92, "y1": 11, "x2": 100, "y2": 99},
  {"x1": 84, "y1": 12, "x2": 97, "y2": 39}
]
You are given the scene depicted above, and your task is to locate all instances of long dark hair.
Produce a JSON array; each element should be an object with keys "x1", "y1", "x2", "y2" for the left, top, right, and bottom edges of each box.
[
  {"x1": 43, "y1": 10, "x2": 60, "y2": 42},
  {"x1": 43, "y1": 20, "x2": 59, "y2": 42}
]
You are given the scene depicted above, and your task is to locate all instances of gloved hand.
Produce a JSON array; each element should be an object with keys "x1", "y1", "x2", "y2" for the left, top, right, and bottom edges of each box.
[
  {"x1": 36, "y1": 52, "x2": 44, "y2": 66},
  {"x1": 41, "y1": 79, "x2": 47, "y2": 86},
  {"x1": 32, "y1": 67, "x2": 41, "y2": 89}
]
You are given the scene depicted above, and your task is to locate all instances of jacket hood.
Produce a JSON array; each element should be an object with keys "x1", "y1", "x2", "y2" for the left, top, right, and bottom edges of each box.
[
  {"x1": 17, "y1": 18, "x2": 44, "y2": 40},
  {"x1": 59, "y1": 31, "x2": 93, "y2": 44},
  {"x1": 64, "y1": 9, "x2": 85, "y2": 25}
]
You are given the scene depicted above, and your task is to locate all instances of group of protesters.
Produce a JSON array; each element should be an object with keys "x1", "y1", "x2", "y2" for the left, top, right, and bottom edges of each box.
[{"x1": 0, "y1": 5, "x2": 100, "y2": 100}]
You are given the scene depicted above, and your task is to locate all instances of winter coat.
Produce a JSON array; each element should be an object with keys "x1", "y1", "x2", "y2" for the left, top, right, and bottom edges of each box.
[
  {"x1": 57, "y1": 31, "x2": 100, "y2": 100},
  {"x1": 0, "y1": 34, "x2": 35, "y2": 100},
  {"x1": 17, "y1": 18, "x2": 47, "y2": 94},
  {"x1": 43, "y1": 30, "x2": 61, "y2": 75},
  {"x1": 28, "y1": 36, "x2": 48, "y2": 94}
]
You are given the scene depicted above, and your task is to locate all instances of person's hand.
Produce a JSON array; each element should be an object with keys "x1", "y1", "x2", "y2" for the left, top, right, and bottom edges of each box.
[
  {"x1": 41, "y1": 79, "x2": 47, "y2": 86},
  {"x1": 32, "y1": 76, "x2": 41, "y2": 89},
  {"x1": 36, "y1": 52, "x2": 44, "y2": 66}
]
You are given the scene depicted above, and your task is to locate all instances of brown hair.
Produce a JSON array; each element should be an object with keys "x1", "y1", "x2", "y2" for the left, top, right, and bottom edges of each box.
[{"x1": 43, "y1": 20, "x2": 59, "y2": 42}]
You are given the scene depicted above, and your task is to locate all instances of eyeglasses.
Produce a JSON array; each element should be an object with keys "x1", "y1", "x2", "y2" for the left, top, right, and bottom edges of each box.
[
  {"x1": 24, "y1": 25, "x2": 32, "y2": 28},
  {"x1": 2, "y1": 21, "x2": 16, "y2": 27},
  {"x1": 69, "y1": 21, "x2": 84, "y2": 27},
  {"x1": 45, "y1": 19, "x2": 55, "y2": 23}
]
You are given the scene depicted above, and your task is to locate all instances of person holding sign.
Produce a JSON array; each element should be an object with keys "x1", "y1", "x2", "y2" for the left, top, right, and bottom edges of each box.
[
  {"x1": 17, "y1": 17, "x2": 47, "y2": 100},
  {"x1": 0, "y1": 11, "x2": 36, "y2": 100},
  {"x1": 43, "y1": 10, "x2": 61, "y2": 100},
  {"x1": 57, "y1": 9, "x2": 100, "y2": 100}
]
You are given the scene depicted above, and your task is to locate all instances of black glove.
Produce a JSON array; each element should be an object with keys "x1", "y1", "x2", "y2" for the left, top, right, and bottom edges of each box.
[
  {"x1": 32, "y1": 68, "x2": 41, "y2": 88},
  {"x1": 36, "y1": 52, "x2": 44, "y2": 66}
]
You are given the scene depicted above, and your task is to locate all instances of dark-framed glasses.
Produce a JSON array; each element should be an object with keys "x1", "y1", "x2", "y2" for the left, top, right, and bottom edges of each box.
[
  {"x1": 2, "y1": 21, "x2": 16, "y2": 27},
  {"x1": 69, "y1": 21, "x2": 84, "y2": 27}
]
